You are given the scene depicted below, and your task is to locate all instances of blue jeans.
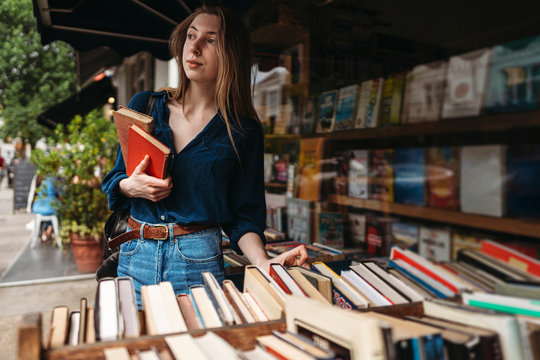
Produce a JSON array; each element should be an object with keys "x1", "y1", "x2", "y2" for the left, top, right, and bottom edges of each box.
[{"x1": 117, "y1": 220, "x2": 224, "y2": 307}]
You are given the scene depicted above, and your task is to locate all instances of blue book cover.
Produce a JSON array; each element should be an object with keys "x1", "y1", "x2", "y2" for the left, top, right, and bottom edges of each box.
[
  {"x1": 317, "y1": 90, "x2": 338, "y2": 132},
  {"x1": 506, "y1": 145, "x2": 540, "y2": 217},
  {"x1": 485, "y1": 35, "x2": 540, "y2": 113},
  {"x1": 388, "y1": 259, "x2": 448, "y2": 299},
  {"x1": 395, "y1": 148, "x2": 425, "y2": 206},
  {"x1": 422, "y1": 334, "x2": 445, "y2": 360},
  {"x1": 334, "y1": 84, "x2": 359, "y2": 131}
]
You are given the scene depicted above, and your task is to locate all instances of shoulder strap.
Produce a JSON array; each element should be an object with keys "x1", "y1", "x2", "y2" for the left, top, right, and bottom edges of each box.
[{"x1": 145, "y1": 95, "x2": 157, "y2": 116}]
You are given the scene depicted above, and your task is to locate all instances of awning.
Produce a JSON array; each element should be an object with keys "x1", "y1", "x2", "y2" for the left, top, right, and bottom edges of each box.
[
  {"x1": 37, "y1": 76, "x2": 116, "y2": 129},
  {"x1": 32, "y1": 0, "x2": 195, "y2": 60},
  {"x1": 76, "y1": 47, "x2": 124, "y2": 87}
]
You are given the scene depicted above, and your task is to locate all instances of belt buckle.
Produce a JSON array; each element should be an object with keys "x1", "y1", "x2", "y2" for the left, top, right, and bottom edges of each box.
[{"x1": 154, "y1": 225, "x2": 169, "y2": 240}]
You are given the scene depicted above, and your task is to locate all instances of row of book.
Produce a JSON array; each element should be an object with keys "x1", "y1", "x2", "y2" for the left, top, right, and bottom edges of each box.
[{"x1": 255, "y1": 33, "x2": 540, "y2": 135}]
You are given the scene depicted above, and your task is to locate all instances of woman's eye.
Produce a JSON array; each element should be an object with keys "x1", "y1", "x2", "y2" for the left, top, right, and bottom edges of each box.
[
  {"x1": 208, "y1": 38, "x2": 215, "y2": 44},
  {"x1": 187, "y1": 33, "x2": 195, "y2": 40}
]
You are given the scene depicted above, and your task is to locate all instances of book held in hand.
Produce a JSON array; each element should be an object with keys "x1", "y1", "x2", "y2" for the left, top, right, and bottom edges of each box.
[
  {"x1": 127, "y1": 124, "x2": 171, "y2": 179},
  {"x1": 113, "y1": 106, "x2": 155, "y2": 166}
]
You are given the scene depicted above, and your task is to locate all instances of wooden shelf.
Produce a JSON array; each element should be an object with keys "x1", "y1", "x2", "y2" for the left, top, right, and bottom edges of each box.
[
  {"x1": 265, "y1": 182, "x2": 287, "y2": 188},
  {"x1": 328, "y1": 194, "x2": 540, "y2": 239},
  {"x1": 292, "y1": 109, "x2": 540, "y2": 141}
]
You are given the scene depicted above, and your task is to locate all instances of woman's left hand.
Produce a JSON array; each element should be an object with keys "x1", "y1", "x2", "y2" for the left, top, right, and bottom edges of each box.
[{"x1": 258, "y1": 244, "x2": 309, "y2": 273}]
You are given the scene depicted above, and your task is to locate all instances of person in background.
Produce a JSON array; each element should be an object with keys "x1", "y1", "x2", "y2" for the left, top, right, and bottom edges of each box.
[
  {"x1": 102, "y1": 5, "x2": 308, "y2": 305},
  {"x1": 0, "y1": 150, "x2": 5, "y2": 187}
]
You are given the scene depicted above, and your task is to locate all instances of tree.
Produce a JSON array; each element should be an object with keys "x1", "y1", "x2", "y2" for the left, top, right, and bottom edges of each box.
[{"x1": 0, "y1": 0, "x2": 76, "y2": 153}]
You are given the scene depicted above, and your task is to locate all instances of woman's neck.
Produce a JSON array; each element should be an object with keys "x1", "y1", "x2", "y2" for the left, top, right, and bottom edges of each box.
[{"x1": 183, "y1": 82, "x2": 217, "y2": 115}]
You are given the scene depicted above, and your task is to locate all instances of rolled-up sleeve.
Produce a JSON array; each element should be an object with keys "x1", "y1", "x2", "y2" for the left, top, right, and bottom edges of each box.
[{"x1": 222, "y1": 126, "x2": 267, "y2": 254}]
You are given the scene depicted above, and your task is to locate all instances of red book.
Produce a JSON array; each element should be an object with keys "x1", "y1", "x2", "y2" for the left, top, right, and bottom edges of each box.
[
  {"x1": 127, "y1": 124, "x2": 171, "y2": 179},
  {"x1": 269, "y1": 264, "x2": 308, "y2": 297},
  {"x1": 481, "y1": 240, "x2": 540, "y2": 278}
]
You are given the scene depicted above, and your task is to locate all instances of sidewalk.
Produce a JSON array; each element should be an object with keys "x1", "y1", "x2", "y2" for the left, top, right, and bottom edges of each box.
[{"x1": 0, "y1": 178, "x2": 97, "y2": 360}]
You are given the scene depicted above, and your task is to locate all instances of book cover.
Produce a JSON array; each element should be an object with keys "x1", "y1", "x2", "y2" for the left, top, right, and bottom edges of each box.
[
  {"x1": 113, "y1": 106, "x2": 155, "y2": 166},
  {"x1": 330, "y1": 150, "x2": 350, "y2": 195},
  {"x1": 365, "y1": 77, "x2": 384, "y2": 128},
  {"x1": 425, "y1": 146, "x2": 460, "y2": 210},
  {"x1": 391, "y1": 221, "x2": 419, "y2": 251},
  {"x1": 348, "y1": 149, "x2": 369, "y2": 199},
  {"x1": 314, "y1": 212, "x2": 344, "y2": 249},
  {"x1": 369, "y1": 149, "x2": 395, "y2": 202},
  {"x1": 287, "y1": 197, "x2": 314, "y2": 244},
  {"x1": 301, "y1": 96, "x2": 318, "y2": 134},
  {"x1": 451, "y1": 232, "x2": 486, "y2": 261},
  {"x1": 316, "y1": 90, "x2": 338, "y2": 132},
  {"x1": 506, "y1": 144, "x2": 540, "y2": 217},
  {"x1": 297, "y1": 137, "x2": 325, "y2": 201},
  {"x1": 394, "y1": 147, "x2": 426, "y2": 206},
  {"x1": 419, "y1": 225, "x2": 451, "y2": 262},
  {"x1": 334, "y1": 84, "x2": 359, "y2": 131},
  {"x1": 310, "y1": 262, "x2": 365, "y2": 309},
  {"x1": 442, "y1": 48, "x2": 492, "y2": 118},
  {"x1": 127, "y1": 124, "x2": 171, "y2": 179},
  {"x1": 402, "y1": 60, "x2": 448, "y2": 123},
  {"x1": 378, "y1": 76, "x2": 395, "y2": 126},
  {"x1": 460, "y1": 145, "x2": 506, "y2": 217},
  {"x1": 485, "y1": 35, "x2": 540, "y2": 113},
  {"x1": 390, "y1": 72, "x2": 406, "y2": 125},
  {"x1": 481, "y1": 239, "x2": 540, "y2": 277},
  {"x1": 348, "y1": 212, "x2": 366, "y2": 248},
  {"x1": 365, "y1": 214, "x2": 393, "y2": 257},
  {"x1": 354, "y1": 79, "x2": 373, "y2": 128}
]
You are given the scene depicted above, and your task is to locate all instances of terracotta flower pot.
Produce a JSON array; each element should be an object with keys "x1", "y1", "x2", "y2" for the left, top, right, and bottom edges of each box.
[{"x1": 70, "y1": 234, "x2": 103, "y2": 273}]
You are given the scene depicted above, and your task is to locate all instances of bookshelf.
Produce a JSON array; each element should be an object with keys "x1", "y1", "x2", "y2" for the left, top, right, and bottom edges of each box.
[{"x1": 328, "y1": 194, "x2": 540, "y2": 239}]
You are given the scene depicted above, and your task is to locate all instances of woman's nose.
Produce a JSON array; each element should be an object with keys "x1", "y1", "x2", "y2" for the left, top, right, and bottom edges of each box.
[{"x1": 190, "y1": 39, "x2": 201, "y2": 55}]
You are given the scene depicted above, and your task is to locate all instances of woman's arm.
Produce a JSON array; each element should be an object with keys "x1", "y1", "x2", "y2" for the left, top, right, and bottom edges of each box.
[
  {"x1": 238, "y1": 232, "x2": 309, "y2": 273},
  {"x1": 118, "y1": 155, "x2": 172, "y2": 202}
]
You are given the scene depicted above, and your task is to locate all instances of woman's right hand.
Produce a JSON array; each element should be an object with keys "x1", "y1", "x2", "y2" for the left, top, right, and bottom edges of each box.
[{"x1": 119, "y1": 155, "x2": 173, "y2": 202}]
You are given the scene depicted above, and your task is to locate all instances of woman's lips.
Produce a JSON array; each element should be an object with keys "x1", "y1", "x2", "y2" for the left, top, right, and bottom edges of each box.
[{"x1": 187, "y1": 60, "x2": 201, "y2": 68}]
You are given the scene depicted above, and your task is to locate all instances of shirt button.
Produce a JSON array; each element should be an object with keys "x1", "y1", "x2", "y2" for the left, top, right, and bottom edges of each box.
[{"x1": 160, "y1": 215, "x2": 165, "y2": 221}]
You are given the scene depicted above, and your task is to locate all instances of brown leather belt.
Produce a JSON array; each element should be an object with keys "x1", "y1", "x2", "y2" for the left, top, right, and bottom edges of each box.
[{"x1": 107, "y1": 217, "x2": 215, "y2": 250}]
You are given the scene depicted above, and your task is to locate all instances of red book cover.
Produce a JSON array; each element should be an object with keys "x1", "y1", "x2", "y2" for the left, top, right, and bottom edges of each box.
[
  {"x1": 269, "y1": 265, "x2": 292, "y2": 295},
  {"x1": 390, "y1": 247, "x2": 459, "y2": 294},
  {"x1": 127, "y1": 125, "x2": 171, "y2": 179},
  {"x1": 481, "y1": 240, "x2": 540, "y2": 277}
]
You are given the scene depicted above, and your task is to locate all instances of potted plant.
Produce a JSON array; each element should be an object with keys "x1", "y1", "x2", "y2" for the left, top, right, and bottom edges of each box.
[{"x1": 32, "y1": 110, "x2": 118, "y2": 273}]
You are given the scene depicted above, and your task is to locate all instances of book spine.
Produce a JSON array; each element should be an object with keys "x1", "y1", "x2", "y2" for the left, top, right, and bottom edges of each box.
[
  {"x1": 269, "y1": 266, "x2": 292, "y2": 295},
  {"x1": 388, "y1": 260, "x2": 448, "y2": 299}
]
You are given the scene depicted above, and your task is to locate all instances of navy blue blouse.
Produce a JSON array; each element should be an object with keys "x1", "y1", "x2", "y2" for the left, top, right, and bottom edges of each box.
[{"x1": 102, "y1": 91, "x2": 266, "y2": 253}]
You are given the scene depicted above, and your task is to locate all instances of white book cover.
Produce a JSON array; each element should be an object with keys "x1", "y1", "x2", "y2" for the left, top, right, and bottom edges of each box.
[
  {"x1": 418, "y1": 225, "x2": 451, "y2": 262},
  {"x1": 348, "y1": 149, "x2": 369, "y2": 199},
  {"x1": 403, "y1": 60, "x2": 448, "y2": 123},
  {"x1": 460, "y1": 145, "x2": 506, "y2": 217},
  {"x1": 354, "y1": 80, "x2": 373, "y2": 128},
  {"x1": 165, "y1": 334, "x2": 208, "y2": 360},
  {"x1": 97, "y1": 279, "x2": 119, "y2": 342},
  {"x1": 341, "y1": 270, "x2": 392, "y2": 306},
  {"x1": 442, "y1": 48, "x2": 492, "y2": 118}
]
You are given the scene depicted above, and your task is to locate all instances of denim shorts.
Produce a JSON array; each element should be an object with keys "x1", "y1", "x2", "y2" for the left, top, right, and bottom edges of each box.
[{"x1": 117, "y1": 220, "x2": 224, "y2": 307}]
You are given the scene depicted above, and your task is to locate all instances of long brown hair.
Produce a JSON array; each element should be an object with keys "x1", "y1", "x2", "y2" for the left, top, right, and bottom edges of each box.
[{"x1": 167, "y1": 5, "x2": 260, "y2": 157}]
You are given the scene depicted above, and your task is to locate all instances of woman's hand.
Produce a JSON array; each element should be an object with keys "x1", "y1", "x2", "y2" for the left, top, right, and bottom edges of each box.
[
  {"x1": 258, "y1": 244, "x2": 309, "y2": 273},
  {"x1": 119, "y1": 155, "x2": 172, "y2": 202}
]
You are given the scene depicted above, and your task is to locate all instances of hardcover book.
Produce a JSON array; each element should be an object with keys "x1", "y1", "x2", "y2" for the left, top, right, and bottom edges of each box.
[
  {"x1": 485, "y1": 35, "x2": 540, "y2": 113},
  {"x1": 365, "y1": 214, "x2": 393, "y2": 257},
  {"x1": 348, "y1": 212, "x2": 366, "y2": 248},
  {"x1": 365, "y1": 77, "x2": 384, "y2": 128},
  {"x1": 369, "y1": 149, "x2": 395, "y2": 202},
  {"x1": 334, "y1": 84, "x2": 359, "y2": 131},
  {"x1": 113, "y1": 106, "x2": 155, "y2": 166},
  {"x1": 354, "y1": 79, "x2": 373, "y2": 128},
  {"x1": 316, "y1": 90, "x2": 338, "y2": 132},
  {"x1": 297, "y1": 137, "x2": 325, "y2": 201},
  {"x1": 425, "y1": 146, "x2": 460, "y2": 210},
  {"x1": 127, "y1": 124, "x2": 171, "y2": 179},
  {"x1": 348, "y1": 149, "x2": 369, "y2": 199},
  {"x1": 394, "y1": 147, "x2": 426, "y2": 206},
  {"x1": 441, "y1": 48, "x2": 492, "y2": 118},
  {"x1": 419, "y1": 225, "x2": 451, "y2": 262},
  {"x1": 460, "y1": 145, "x2": 506, "y2": 217},
  {"x1": 402, "y1": 60, "x2": 448, "y2": 123},
  {"x1": 451, "y1": 232, "x2": 486, "y2": 261},
  {"x1": 314, "y1": 211, "x2": 344, "y2": 249}
]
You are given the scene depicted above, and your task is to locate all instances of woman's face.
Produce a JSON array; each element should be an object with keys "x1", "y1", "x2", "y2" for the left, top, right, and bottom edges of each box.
[{"x1": 182, "y1": 14, "x2": 220, "y2": 85}]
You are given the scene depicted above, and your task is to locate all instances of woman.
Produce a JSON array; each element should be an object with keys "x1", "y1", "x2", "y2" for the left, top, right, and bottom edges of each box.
[{"x1": 102, "y1": 5, "x2": 308, "y2": 304}]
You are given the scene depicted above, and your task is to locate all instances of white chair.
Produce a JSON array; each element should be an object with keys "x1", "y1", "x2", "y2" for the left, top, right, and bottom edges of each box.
[
  {"x1": 30, "y1": 213, "x2": 61, "y2": 248},
  {"x1": 27, "y1": 175, "x2": 62, "y2": 248}
]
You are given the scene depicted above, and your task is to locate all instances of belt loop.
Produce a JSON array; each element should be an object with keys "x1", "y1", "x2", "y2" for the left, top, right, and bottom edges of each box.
[
  {"x1": 139, "y1": 222, "x2": 146, "y2": 241},
  {"x1": 169, "y1": 223, "x2": 174, "y2": 242}
]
